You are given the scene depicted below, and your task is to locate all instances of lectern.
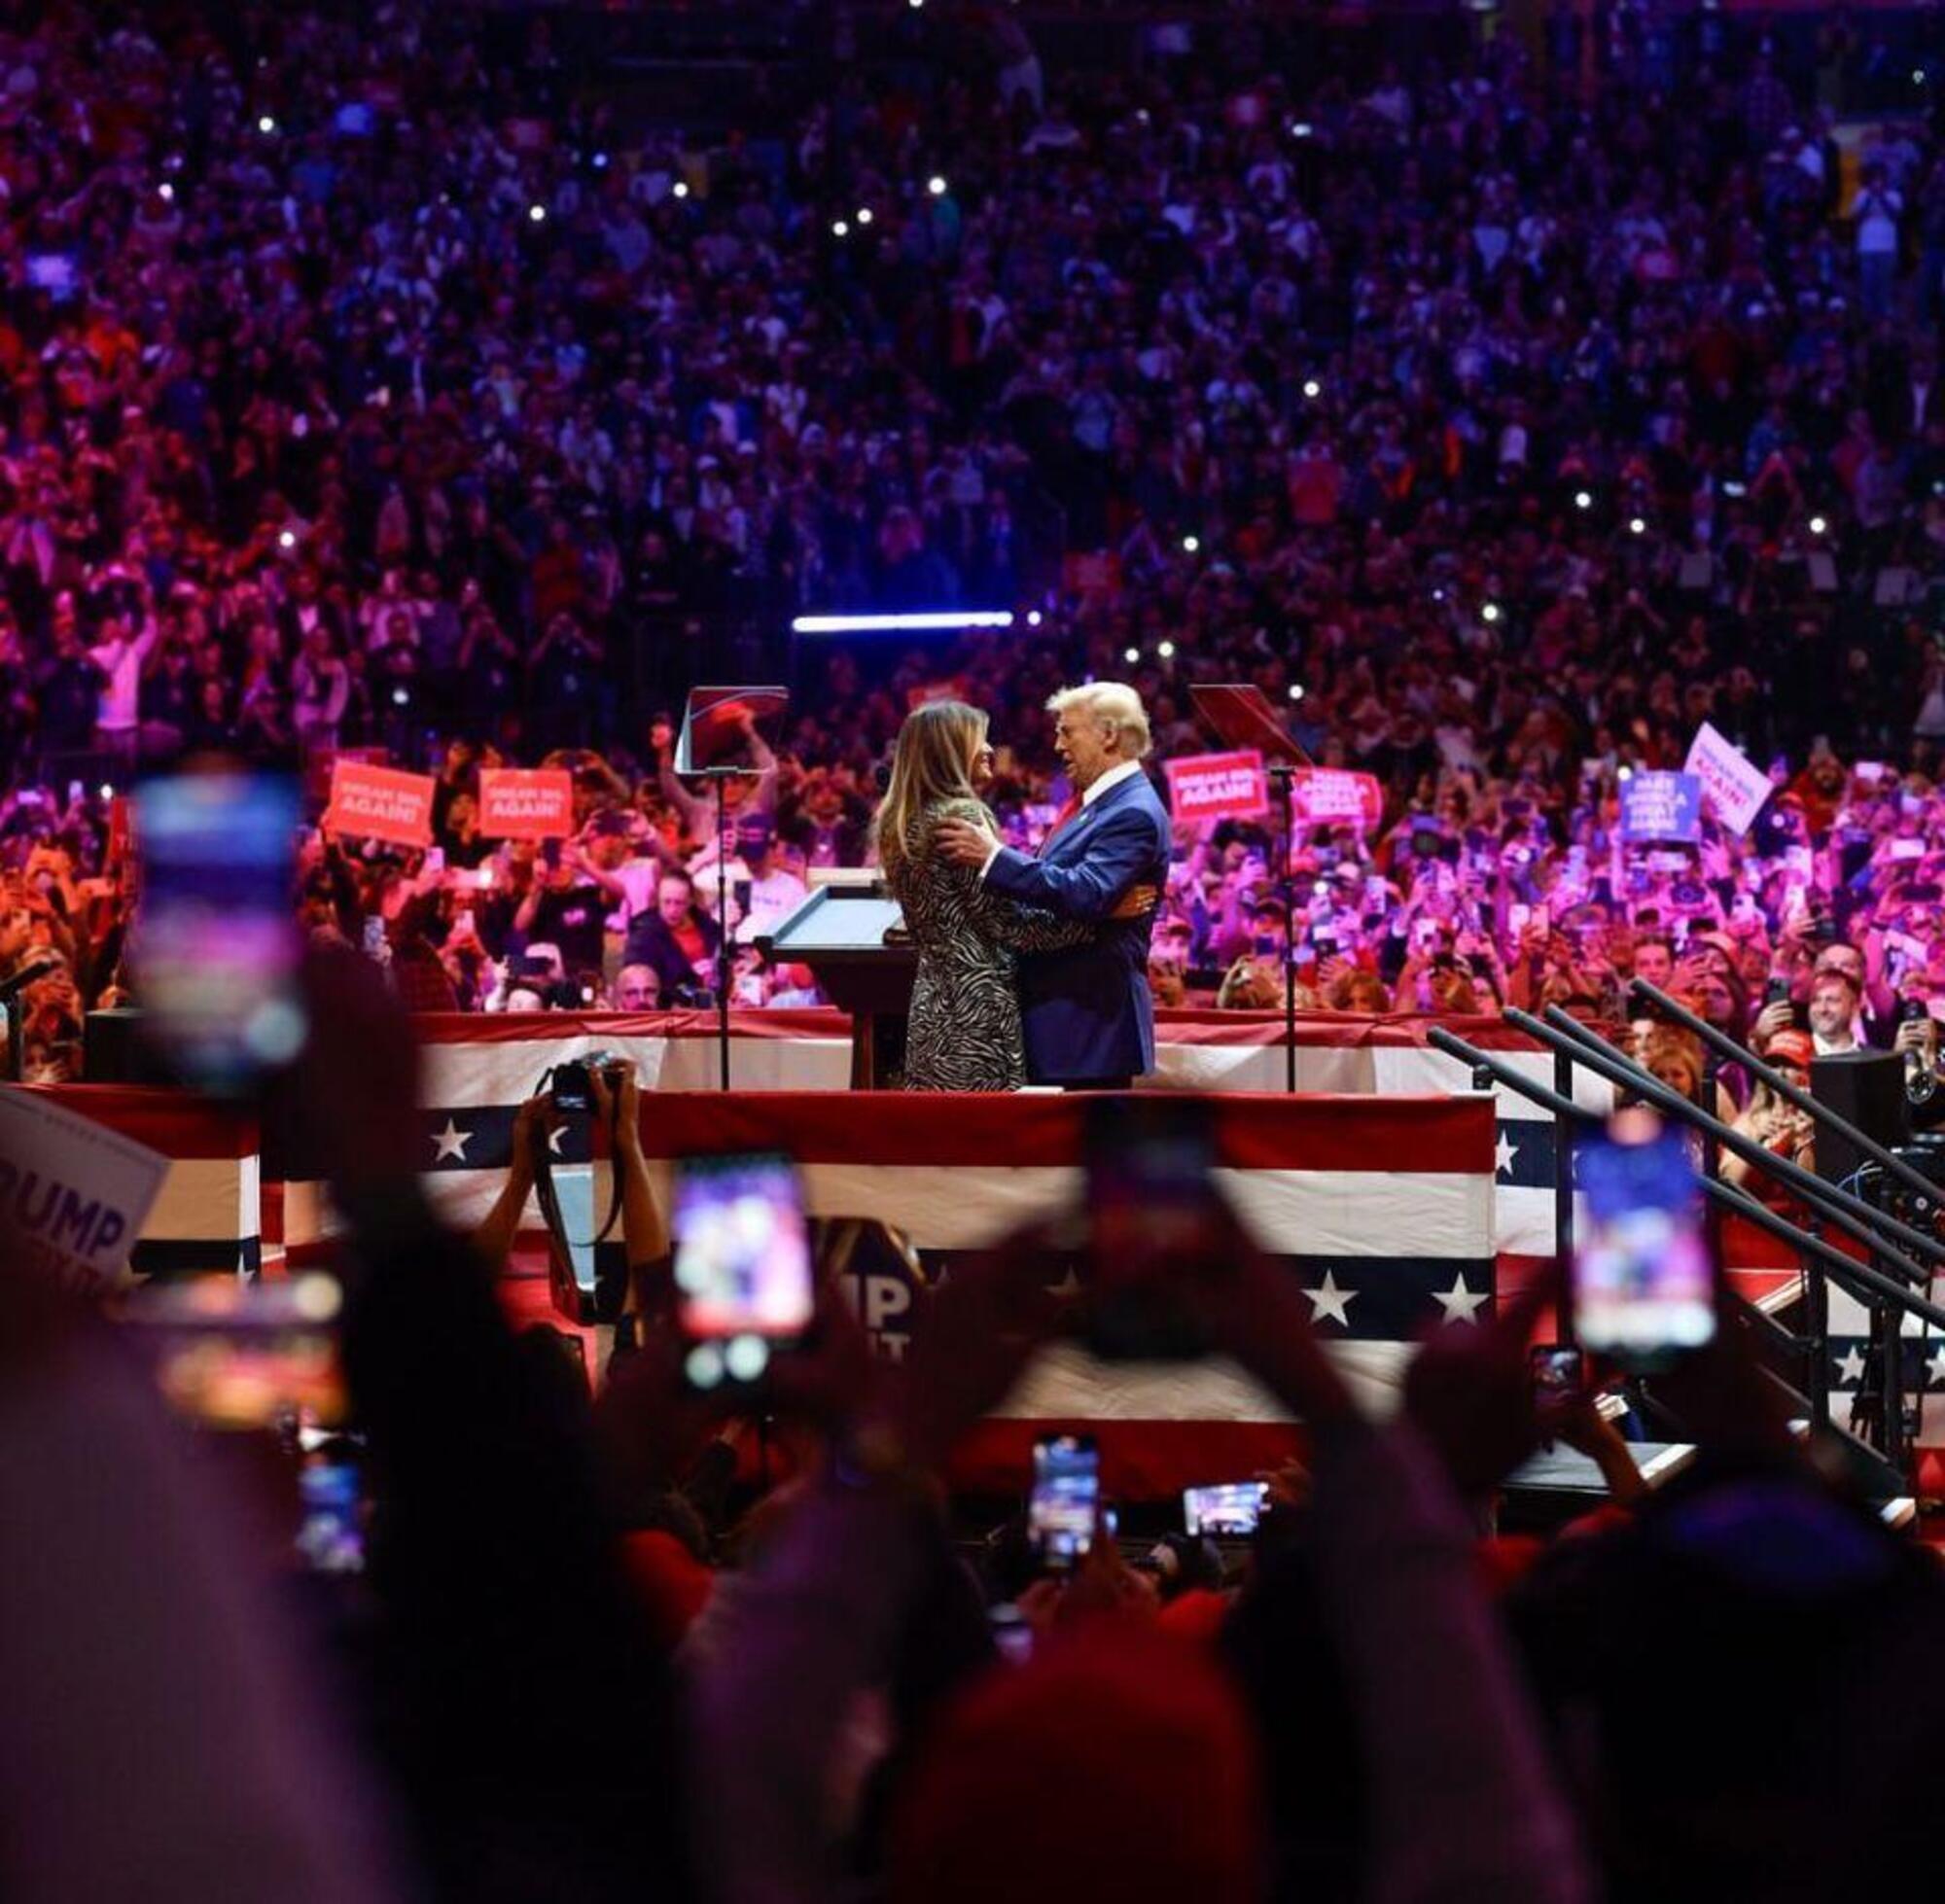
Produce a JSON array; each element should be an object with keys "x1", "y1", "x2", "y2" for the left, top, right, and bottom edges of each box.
[{"x1": 760, "y1": 884, "x2": 914, "y2": 1088}]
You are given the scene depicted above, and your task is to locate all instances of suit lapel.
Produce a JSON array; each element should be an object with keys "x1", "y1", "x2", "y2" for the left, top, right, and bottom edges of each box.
[
  {"x1": 1045, "y1": 770, "x2": 1144, "y2": 863},
  {"x1": 1047, "y1": 787, "x2": 1105, "y2": 862}
]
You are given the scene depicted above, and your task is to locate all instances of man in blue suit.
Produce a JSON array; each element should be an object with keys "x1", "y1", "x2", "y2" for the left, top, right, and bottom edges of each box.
[{"x1": 936, "y1": 682, "x2": 1169, "y2": 1088}]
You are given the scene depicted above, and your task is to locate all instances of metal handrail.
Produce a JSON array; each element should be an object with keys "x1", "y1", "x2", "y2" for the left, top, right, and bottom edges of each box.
[
  {"x1": 1515, "y1": 1006, "x2": 1944, "y2": 1279},
  {"x1": 1426, "y1": 1025, "x2": 1945, "y2": 1335},
  {"x1": 1630, "y1": 978, "x2": 1942, "y2": 1216}
]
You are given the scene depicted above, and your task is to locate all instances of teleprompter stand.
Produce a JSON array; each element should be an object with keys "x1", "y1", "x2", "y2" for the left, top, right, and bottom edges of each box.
[{"x1": 676, "y1": 684, "x2": 790, "y2": 1090}]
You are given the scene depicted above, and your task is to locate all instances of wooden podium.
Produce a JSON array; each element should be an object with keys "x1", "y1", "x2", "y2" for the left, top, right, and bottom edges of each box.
[{"x1": 759, "y1": 883, "x2": 915, "y2": 1088}]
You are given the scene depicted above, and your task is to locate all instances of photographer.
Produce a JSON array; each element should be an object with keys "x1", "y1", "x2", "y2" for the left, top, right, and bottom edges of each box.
[
  {"x1": 513, "y1": 844, "x2": 608, "y2": 979},
  {"x1": 1719, "y1": 1030, "x2": 1819, "y2": 1203},
  {"x1": 289, "y1": 952, "x2": 690, "y2": 1899},
  {"x1": 1894, "y1": 996, "x2": 1945, "y2": 1128},
  {"x1": 473, "y1": 1058, "x2": 665, "y2": 1287}
]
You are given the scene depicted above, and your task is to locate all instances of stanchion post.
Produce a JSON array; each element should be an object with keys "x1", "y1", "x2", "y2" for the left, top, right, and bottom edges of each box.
[
  {"x1": 1554, "y1": 1043, "x2": 1574, "y2": 1345},
  {"x1": 1267, "y1": 762, "x2": 1298, "y2": 1095},
  {"x1": 714, "y1": 773, "x2": 731, "y2": 1092},
  {"x1": 1805, "y1": 1216, "x2": 1830, "y2": 1431}
]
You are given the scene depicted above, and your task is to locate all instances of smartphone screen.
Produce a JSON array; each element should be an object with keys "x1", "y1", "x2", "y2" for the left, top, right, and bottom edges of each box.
[
  {"x1": 1030, "y1": 1432, "x2": 1099, "y2": 1569},
  {"x1": 1183, "y1": 1481, "x2": 1267, "y2": 1536},
  {"x1": 1573, "y1": 1113, "x2": 1716, "y2": 1367},
  {"x1": 296, "y1": 1457, "x2": 366, "y2": 1574},
  {"x1": 672, "y1": 1152, "x2": 813, "y2": 1389},
  {"x1": 133, "y1": 773, "x2": 306, "y2": 1092},
  {"x1": 1528, "y1": 1344, "x2": 1584, "y2": 1399}
]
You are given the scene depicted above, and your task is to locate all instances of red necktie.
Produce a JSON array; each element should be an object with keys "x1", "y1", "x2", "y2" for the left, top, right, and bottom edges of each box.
[{"x1": 1041, "y1": 793, "x2": 1082, "y2": 855}]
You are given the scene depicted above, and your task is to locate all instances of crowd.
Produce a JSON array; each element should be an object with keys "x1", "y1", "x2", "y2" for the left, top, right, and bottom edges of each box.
[{"x1": 13, "y1": 4, "x2": 1945, "y2": 1898}]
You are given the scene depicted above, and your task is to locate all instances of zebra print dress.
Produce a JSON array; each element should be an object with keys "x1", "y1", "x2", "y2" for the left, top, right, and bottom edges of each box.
[{"x1": 891, "y1": 797, "x2": 1087, "y2": 1092}]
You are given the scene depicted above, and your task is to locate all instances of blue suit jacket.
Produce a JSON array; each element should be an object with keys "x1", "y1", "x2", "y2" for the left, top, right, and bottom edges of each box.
[{"x1": 984, "y1": 767, "x2": 1171, "y2": 1083}]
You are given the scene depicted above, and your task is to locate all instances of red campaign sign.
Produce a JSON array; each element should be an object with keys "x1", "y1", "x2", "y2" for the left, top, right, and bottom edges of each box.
[
  {"x1": 477, "y1": 768, "x2": 576, "y2": 839},
  {"x1": 325, "y1": 759, "x2": 435, "y2": 848},
  {"x1": 1290, "y1": 768, "x2": 1384, "y2": 832},
  {"x1": 1164, "y1": 749, "x2": 1270, "y2": 824}
]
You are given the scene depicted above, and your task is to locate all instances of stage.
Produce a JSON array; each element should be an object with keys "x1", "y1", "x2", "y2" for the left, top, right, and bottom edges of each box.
[{"x1": 24, "y1": 1004, "x2": 1902, "y2": 1497}]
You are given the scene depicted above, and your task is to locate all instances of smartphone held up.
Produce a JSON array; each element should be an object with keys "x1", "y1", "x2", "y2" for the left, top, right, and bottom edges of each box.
[
  {"x1": 1030, "y1": 1431, "x2": 1101, "y2": 1569},
  {"x1": 131, "y1": 770, "x2": 307, "y2": 1094},
  {"x1": 1572, "y1": 1111, "x2": 1718, "y2": 1370},
  {"x1": 671, "y1": 1151, "x2": 815, "y2": 1392},
  {"x1": 1183, "y1": 1481, "x2": 1267, "y2": 1537}
]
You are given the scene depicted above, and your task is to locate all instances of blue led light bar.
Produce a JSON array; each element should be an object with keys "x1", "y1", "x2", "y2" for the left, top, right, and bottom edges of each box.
[{"x1": 790, "y1": 610, "x2": 1016, "y2": 635}]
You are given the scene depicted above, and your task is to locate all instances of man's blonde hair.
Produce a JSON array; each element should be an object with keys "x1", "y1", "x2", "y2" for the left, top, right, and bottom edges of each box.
[{"x1": 1046, "y1": 682, "x2": 1151, "y2": 759}]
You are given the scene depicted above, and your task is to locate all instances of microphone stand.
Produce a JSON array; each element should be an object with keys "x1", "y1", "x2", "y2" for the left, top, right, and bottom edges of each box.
[
  {"x1": 672, "y1": 685, "x2": 789, "y2": 1092},
  {"x1": 700, "y1": 767, "x2": 756, "y2": 1092},
  {"x1": 1266, "y1": 763, "x2": 1299, "y2": 1094}
]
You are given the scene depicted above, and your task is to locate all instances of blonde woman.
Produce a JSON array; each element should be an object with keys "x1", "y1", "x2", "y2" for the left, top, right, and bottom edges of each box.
[{"x1": 877, "y1": 700, "x2": 1152, "y2": 1090}]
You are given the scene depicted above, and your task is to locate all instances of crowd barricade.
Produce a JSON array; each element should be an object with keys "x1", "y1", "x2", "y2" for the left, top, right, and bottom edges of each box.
[
  {"x1": 631, "y1": 1088, "x2": 1497, "y2": 1496},
  {"x1": 37, "y1": 1012, "x2": 1884, "y2": 1491},
  {"x1": 80, "y1": 1006, "x2": 1599, "y2": 1273}
]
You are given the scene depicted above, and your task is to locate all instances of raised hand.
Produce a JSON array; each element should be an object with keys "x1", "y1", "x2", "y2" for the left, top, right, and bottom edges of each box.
[
  {"x1": 1750, "y1": 998, "x2": 1796, "y2": 1049},
  {"x1": 1401, "y1": 1264, "x2": 1562, "y2": 1499}
]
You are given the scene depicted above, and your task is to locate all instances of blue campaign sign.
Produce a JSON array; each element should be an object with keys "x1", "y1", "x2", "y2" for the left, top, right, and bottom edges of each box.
[{"x1": 1620, "y1": 771, "x2": 1703, "y2": 844}]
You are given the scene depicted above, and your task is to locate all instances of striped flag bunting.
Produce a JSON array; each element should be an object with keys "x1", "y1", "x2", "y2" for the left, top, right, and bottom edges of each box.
[
  {"x1": 295, "y1": 1009, "x2": 1592, "y2": 1275},
  {"x1": 60, "y1": 1005, "x2": 1930, "y2": 1489},
  {"x1": 629, "y1": 1088, "x2": 1498, "y2": 1496},
  {"x1": 22, "y1": 1083, "x2": 261, "y2": 1277}
]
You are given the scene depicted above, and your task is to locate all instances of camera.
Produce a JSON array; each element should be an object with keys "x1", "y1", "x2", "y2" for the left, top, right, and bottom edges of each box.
[
  {"x1": 1898, "y1": 999, "x2": 1937, "y2": 1106},
  {"x1": 550, "y1": 1049, "x2": 623, "y2": 1115}
]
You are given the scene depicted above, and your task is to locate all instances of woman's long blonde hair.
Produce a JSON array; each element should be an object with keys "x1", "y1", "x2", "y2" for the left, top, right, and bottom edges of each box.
[{"x1": 875, "y1": 700, "x2": 989, "y2": 885}]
